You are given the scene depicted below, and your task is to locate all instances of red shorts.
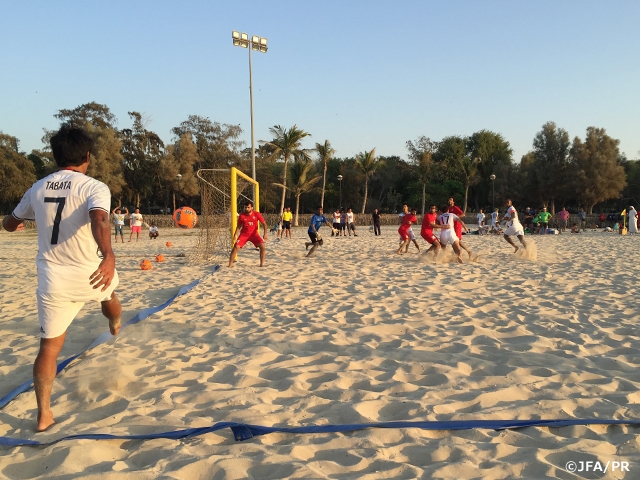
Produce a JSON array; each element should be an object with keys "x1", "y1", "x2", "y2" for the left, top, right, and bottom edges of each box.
[
  {"x1": 131, "y1": 225, "x2": 142, "y2": 233},
  {"x1": 398, "y1": 226, "x2": 411, "y2": 240},
  {"x1": 420, "y1": 229, "x2": 437, "y2": 244},
  {"x1": 236, "y1": 232, "x2": 264, "y2": 248},
  {"x1": 454, "y1": 224, "x2": 462, "y2": 239}
]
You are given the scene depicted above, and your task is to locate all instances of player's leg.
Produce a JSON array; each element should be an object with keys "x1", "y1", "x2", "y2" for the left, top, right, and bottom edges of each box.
[
  {"x1": 228, "y1": 244, "x2": 240, "y2": 267},
  {"x1": 258, "y1": 242, "x2": 266, "y2": 267},
  {"x1": 503, "y1": 234, "x2": 519, "y2": 253},
  {"x1": 101, "y1": 293, "x2": 122, "y2": 335},
  {"x1": 114, "y1": 227, "x2": 119, "y2": 243},
  {"x1": 517, "y1": 234, "x2": 527, "y2": 248},
  {"x1": 128, "y1": 228, "x2": 133, "y2": 242},
  {"x1": 33, "y1": 333, "x2": 66, "y2": 432},
  {"x1": 452, "y1": 241, "x2": 463, "y2": 263},
  {"x1": 397, "y1": 239, "x2": 409, "y2": 254},
  {"x1": 412, "y1": 239, "x2": 420, "y2": 252}
]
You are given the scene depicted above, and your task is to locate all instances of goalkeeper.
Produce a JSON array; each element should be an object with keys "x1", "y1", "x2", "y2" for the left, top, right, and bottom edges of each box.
[{"x1": 305, "y1": 206, "x2": 331, "y2": 257}]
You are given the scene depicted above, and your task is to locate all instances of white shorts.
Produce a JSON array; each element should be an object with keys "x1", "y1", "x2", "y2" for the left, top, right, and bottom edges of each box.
[
  {"x1": 440, "y1": 230, "x2": 459, "y2": 246},
  {"x1": 505, "y1": 221, "x2": 524, "y2": 236},
  {"x1": 36, "y1": 276, "x2": 119, "y2": 339}
]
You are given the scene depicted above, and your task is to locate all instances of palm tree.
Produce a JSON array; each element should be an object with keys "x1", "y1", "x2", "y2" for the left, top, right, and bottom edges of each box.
[
  {"x1": 263, "y1": 125, "x2": 311, "y2": 215},
  {"x1": 315, "y1": 140, "x2": 335, "y2": 209},
  {"x1": 458, "y1": 156, "x2": 481, "y2": 213},
  {"x1": 355, "y1": 148, "x2": 383, "y2": 214},
  {"x1": 273, "y1": 159, "x2": 321, "y2": 226}
]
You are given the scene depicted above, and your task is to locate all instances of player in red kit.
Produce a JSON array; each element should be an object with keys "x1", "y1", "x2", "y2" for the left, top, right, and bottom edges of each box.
[
  {"x1": 447, "y1": 197, "x2": 472, "y2": 258},
  {"x1": 397, "y1": 205, "x2": 417, "y2": 254},
  {"x1": 421, "y1": 204, "x2": 449, "y2": 257},
  {"x1": 229, "y1": 201, "x2": 268, "y2": 267}
]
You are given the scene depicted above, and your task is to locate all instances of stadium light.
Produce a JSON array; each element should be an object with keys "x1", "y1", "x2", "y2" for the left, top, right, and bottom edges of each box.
[
  {"x1": 337, "y1": 174, "x2": 343, "y2": 208},
  {"x1": 176, "y1": 174, "x2": 182, "y2": 207},
  {"x1": 232, "y1": 31, "x2": 268, "y2": 202}
]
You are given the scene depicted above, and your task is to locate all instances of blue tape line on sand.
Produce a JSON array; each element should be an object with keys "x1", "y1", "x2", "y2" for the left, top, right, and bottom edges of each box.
[
  {"x1": 0, "y1": 271, "x2": 212, "y2": 410},
  {"x1": 2, "y1": 419, "x2": 640, "y2": 447}
]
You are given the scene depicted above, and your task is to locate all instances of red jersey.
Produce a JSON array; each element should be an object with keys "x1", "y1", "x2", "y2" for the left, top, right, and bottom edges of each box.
[
  {"x1": 421, "y1": 212, "x2": 438, "y2": 233},
  {"x1": 400, "y1": 213, "x2": 417, "y2": 227},
  {"x1": 238, "y1": 211, "x2": 264, "y2": 236},
  {"x1": 448, "y1": 205, "x2": 463, "y2": 216}
]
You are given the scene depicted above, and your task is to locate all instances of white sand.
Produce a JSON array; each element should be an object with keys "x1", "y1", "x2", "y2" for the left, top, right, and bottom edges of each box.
[{"x1": 1, "y1": 226, "x2": 640, "y2": 479}]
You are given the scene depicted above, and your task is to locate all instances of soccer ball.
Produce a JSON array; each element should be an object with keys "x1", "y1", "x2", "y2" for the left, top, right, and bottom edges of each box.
[
  {"x1": 166, "y1": 242, "x2": 172, "y2": 247},
  {"x1": 173, "y1": 207, "x2": 198, "y2": 229},
  {"x1": 140, "y1": 259, "x2": 153, "y2": 270},
  {"x1": 155, "y1": 254, "x2": 165, "y2": 263}
]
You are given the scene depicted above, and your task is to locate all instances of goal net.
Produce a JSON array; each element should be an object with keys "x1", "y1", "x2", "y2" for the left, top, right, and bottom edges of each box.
[{"x1": 191, "y1": 167, "x2": 260, "y2": 265}]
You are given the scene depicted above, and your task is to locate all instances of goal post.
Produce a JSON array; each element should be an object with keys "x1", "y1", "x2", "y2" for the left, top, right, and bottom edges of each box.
[
  {"x1": 192, "y1": 167, "x2": 260, "y2": 265},
  {"x1": 230, "y1": 167, "x2": 260, "y2": 244}
]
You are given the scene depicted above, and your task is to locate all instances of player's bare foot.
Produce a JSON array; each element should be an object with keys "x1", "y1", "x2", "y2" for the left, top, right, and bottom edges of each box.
[
  {"x1": 109, "y1": 317, "x2": 121, "y2": 335},
  {"x1": 467, "y1": 250, "x2": 473, "y2": 258},
  {"x1": 457, "y1": 257, "x2": 464, "y2": 264},
  {"x1": 514, "y1": 246, "x2": 519, "y2": 253},
  {"x1": 36, "y1": 411, "x2": 55, "y2": 433}
]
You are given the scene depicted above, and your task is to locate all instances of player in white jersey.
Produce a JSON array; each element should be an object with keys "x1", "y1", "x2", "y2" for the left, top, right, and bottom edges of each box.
[
  {"x1": 476, "y1": 209, "x2": 487, "y2": 235},
  {"x1": 501, "y1": 199, "x2": 527, "y2": 252},
  {"x1": 2, "y1": 125, "x2": 121, "y2": 432},
  {"x1": 437, "y1": 205, "x2": 469, "y2": 263},
  {"x1": 490, "y1": 208, "x2": 500, "y2": 233}
]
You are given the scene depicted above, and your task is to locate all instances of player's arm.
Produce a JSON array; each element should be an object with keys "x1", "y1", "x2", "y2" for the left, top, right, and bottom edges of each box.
[
  {"x1": 232, "y1": 220, "x2": 243, "y2": 243},
  {"x1": 2, "y1": 214, "x2": 23, "y2": 232},
  {"x1": 260, "y1": 217, "x2": 268, "y2": 240},
  {"x1": 457, "y1": 217, "x2": 470, "y2": 233},
  {"x1": 89, "y1": 209, "x2": 116, "y2": 291}
]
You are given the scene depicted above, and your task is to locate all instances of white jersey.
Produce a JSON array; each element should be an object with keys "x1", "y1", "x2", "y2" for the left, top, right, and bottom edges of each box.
[
  {"x1": 504, "y1": 205, "x2": 524, "y2": 236},
  {"x1": 437, "y1": 212, "x2": 460, "y2": 245},
  {"x1": 333, "y1": 212, "x2": 341, "y2": 223},
  {"x1": 130, "y1": 213, "x2": 143, "y2": 226},
  {"x1": 476, "y1": 213, "x2": 485, "y2": 225},
  {"x1": 12, "y1": 170, "x2": 118, "y2": 301},
  {"x1": 113, "y1": 213, "x2": 125, "y2": 226},
  {"x1": 491, "y1": 211, "x2": 499, "y2": 226},
  {"x1": 346, "y1": 212, "x2": 354, "y2": 223}
]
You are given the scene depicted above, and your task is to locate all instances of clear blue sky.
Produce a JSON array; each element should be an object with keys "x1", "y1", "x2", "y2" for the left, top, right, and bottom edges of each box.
[{"x1": 1, "y1": 0, "x2": 639, "y2": 163}]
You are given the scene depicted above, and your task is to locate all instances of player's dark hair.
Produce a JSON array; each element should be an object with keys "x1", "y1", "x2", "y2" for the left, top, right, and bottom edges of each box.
[
  {"x1": 316, "y1": 205, "x2": 322, "y2": 210},
  {"x1": 245, "y1": 201, "x2": 253, "y2": 208},
  {"x1": 50, "y1": 123, "x2": 95, "y2": 167},
  {"x1": 429, "y1": 204, "x2": 437, "y2": 210},
  {"x1": 441, "y1": 205, "x2": 449, "y2": 213}
]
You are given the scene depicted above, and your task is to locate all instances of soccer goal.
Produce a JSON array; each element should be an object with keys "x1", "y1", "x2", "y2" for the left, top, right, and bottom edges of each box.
[{"x1": 192, "y1": 167, "x2": 260, "y2": 265}]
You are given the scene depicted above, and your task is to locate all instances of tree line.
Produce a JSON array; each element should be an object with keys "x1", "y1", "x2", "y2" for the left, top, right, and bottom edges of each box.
[{"x1": 1, "y1": 102, "x2": 636, "y2": 219}]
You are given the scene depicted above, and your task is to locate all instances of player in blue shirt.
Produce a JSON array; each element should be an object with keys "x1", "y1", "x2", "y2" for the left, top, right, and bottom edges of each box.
[{"x1": 305, "y1": 206, "x2": 330, "y2": 257}]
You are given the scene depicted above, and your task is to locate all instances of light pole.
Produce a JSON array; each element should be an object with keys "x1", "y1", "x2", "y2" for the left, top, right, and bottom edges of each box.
[
  {"x1": 176, "y1": 174, "x2": 182, "y2": 207},
  {"x1": 490, "y1": 174, "x2": 496, "y2": 212},
  {"x1": 232, "y1": 31, "x2": 268, "y2": 203},
  {"x1": 337, "y1": 174, "x2": 343, "y2": 208}
]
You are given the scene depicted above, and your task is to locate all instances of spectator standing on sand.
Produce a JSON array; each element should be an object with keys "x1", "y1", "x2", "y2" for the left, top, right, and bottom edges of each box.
[
  {"x1": 476, "y1": 209, "x2": 486, "y2": 235},
  {"x1": 578, "y1": 208, "x2": 587, "y2": 232},
  {"x1": 537, "y1": 207, "x2": 552, "y2": 235},
  {"x1": 340, "y1": 209, "x2": 347, "y2": 236},
  {"x1": 129, "y1": 207, "x2": 143, "y2": 242},
  {"x1": 372, "y1": 208, "x2": 381, "y2": 236},
  {"x1": 557, "y1": 207, "x2": 570, "y2": 233},
  {"x1": 332, "y1": 208, "x2": 341, "y2": 236},
  {"x1": 524, "y1": 207, "x2": 534, "y2": 234},
  {"x1": 112, "y1": 206, "x2": 127, "y2": 243},
  {"x1": 629, "y1": 206, "x2": 638, "y2": 234},
  {"x1": 346, "y1": 207, "x2": 357, "y2": 236}
]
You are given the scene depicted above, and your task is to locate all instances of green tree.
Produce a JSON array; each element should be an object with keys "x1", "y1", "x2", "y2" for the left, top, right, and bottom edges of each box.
[
  {"x1": 171, "y1": 115, "x2": 244, "y2": 170},
  {"x1": 315, "y1": 140, "x2": 335, "y2": 209},
  {"x1": 433, "y1": 136, "x2": 473, "y2": 210},
  {"x1": 406, "y1": 136, "x2": 439, "y2": 215},
  {"x1": 274, "y1": 159, "x2": 321, "y2": 226},
  {"x1": 569, "y1": 127, "x2": 626, "y2": 213},
  {"x1": 120, "y1": 112, "x2": 165, "y2": 207},
  {"x1": 51, "y1": 103, "x2": 125, "y2": 198},
  {"x1": 532, "y1": 122, "x2": 570, "y2": 213},
  {"x1": 263, "y1": 125, "x2": 312, "y2": 215},
  {"x1": 0, "y1": 133, "x2": 37, "y2": 207},
  {"x1": 354, "y1": 148, "x2": 383, "y2": 214}
]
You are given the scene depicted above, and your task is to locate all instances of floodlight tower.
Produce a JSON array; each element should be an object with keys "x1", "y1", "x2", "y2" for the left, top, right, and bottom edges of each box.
[{"x1": 232, "y1": 31, "x2": 268, "y2": 201}]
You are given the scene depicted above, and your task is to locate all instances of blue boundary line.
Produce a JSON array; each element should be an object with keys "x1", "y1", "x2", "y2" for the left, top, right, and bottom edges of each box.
[
  {"x1": 2, "y1": 419, "x2": 640, "y2": 447},
  {"x1": 0, "y1": 270, "x2": 213, "y2": 410}
]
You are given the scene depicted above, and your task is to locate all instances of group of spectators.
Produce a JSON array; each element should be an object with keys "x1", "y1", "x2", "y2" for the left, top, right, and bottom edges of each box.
[{"x1": 111, "y1": 206, "x2": 159, "y2": 242}]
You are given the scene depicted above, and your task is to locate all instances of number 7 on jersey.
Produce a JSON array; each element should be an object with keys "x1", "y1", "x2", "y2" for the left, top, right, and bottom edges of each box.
[{"x1": 44, "y1": 197, "x2": 66, "y2": 244}]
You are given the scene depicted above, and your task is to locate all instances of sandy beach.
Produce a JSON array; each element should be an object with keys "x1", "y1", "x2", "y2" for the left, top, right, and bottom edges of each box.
[{"x1": 1, "y1": 226, "x2": 640, "y2": 479}]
